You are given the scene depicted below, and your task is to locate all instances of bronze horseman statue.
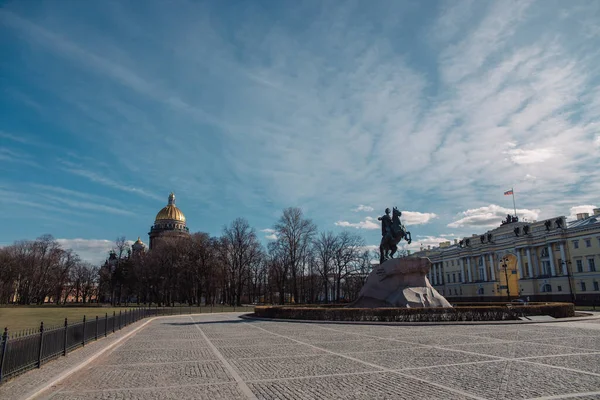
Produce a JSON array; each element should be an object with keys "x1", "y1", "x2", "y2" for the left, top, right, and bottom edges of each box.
[{"x1": 378, "y1": 207, "x2": 412, "y2": 264}]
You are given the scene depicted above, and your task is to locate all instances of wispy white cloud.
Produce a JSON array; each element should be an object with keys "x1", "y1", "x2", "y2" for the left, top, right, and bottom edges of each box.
[
  {"x1": 335, "y1": 217, "x2": 379, "y2": 230},
  {"x1": 260, "y1": 228, "x2": 278, "y2": 240},
  {"x1": 402, "y1": 211, "x2": 438, "y2": 225},
  {"x1": 1, "y1": 1, "x2": 599, "y2": 247},
  {"x1": 60, "y1": 161, "x2": 162, "y2": 201},
  {"x1": 448, "y1": 204, "x2": 541, "y2": 229},
  {"x1": 56, "y1": 238, "x2": 134, "y2": 265},
  {"x1": 566, "y1": 205, "x2": 598, "y2": 221},
  {"x1": 0, "y1": 147, "x2": 39, "y2": 167},
  {"x1": 352, "y1": 205, "x2": 374, "y2": 212}
]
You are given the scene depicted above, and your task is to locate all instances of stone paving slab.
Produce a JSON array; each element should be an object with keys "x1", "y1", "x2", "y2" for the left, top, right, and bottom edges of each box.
[
  {"x1": 48, "y1": 383, "x2": 247, "y2": 400},
  {"x1": 524, "y1": 336, "x2": 600, "y2": 351},
  {"x1": 525, "y1": 353, "x2": 600, "y2": 375},
  {"x1": 349, "y1": 347, "x2": 499, "y2": 370},
  {"x1": 308, "y1": 338, "x2": 417, "y2": 354},
  {"x1": 98, "y1": 347, "x2": 218, "y2": 364},
  {"x1": 401, "y1": 360, "x2": 600, "y2": 399},
  {"x1": 3, "y1": 312, "x2": 600, "y2": 400},
  {"x1": 248, "y1": 372, "x2": 473, "y2": 400},
  {"x1": 219, "y1": 343, "x2": 326, "y2": 359},
  {"x1": 231, "y1": 354, "x2": 373, "y2": 380},
  {"x1": 54, "y1": 360, "x2": 234, "y2": 390},
  {"x1": 119, "y1": 338, "x2": 209, "y2": 350},
  {"x1": 442, "y1": 341, "x2": 597, "y2": 359}
]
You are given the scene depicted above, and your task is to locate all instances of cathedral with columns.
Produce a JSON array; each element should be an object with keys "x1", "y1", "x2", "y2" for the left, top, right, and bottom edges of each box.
[{"x1": 413, "y1": 209, "x2": 600, "y2": 305}]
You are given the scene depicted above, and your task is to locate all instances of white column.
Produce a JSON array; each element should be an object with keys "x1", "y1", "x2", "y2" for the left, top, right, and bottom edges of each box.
[
  {"x1": 488, "y1": 253, "x2": 495, "y2": 281},
  {"x1": 547, "y1": 244, "x2": 556, "y2": 276},
  {"x1": 433, "y1": 264, "x2": 438, "y2": 285},
  {"x1": 516, "y1": 248, "x2": 524, "y2": 278},
  {"x1": 481, "y1": 256, "x2": 488, "y2": 281},
  {"x1": 428, "y1": 265, "x2": 432, "y2": 283},
  {"x1": 533, "y1": 246, "x2": 540, "y2": 276},
  {"x1": 460, "y1": 258, "x2": 466, "y2": 283},
  {"x1": 559, "y1": 242, "x2": 567, "y2": 275},
  {"x1": 467, "y1": 257, "x2": 473, "y2": 282},
  {"x1": 526, "y1": 247, "x2": 533, "y2": 278}
]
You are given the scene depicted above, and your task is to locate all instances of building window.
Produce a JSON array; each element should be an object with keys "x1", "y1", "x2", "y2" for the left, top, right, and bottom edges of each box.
[
  {"x1": 555, "y1": 243, "x2": 560, "y2": 251},
  {"x1": 458, "y1": 272, "x2": 462, "y2": 282},
  {"x1": 557, "y1": 286, "x2": 562, "y2": 292},
  {"x1": 453, "y1": 273, "x2": 456, "y2": 283},
  {"x1": 541, "y1": 248, "x2": 549, "y2": 257},
  {"x1": 585, "y1": 239, "x2": 591, "y2": 248},
  {"x1": 479, "y1": 258, "x2": 483, "y2": 266},
  {"x1": 542, "y1": 261, "x2": 551, "y2": 275},
  {"x1": 542, "y1": 284, "x2": 552, "y2": 293},
  {"x1": 573, "y1": 240, "x2": 579, "y2": 249},
  {"x1": 460, "y1": 287, "x2": 463, "y2": 295},
  {"x1": 451, "y1": 260, "x2": 454, "y2": 266},
  {"x1": 594, "y1": 281, "x2": 599, "y2": 291},
  {"x1": 447, "y1": 274, "x2": 450, "y2": 283},
  {"x1": 577, "y1": 259, "x2": 583, "y2": 273},
  {"x1": 589, "y1": 258, "x2": 596, "y2": 272},
  {"x1": 581, "y1": 282, "x2": 587, "y2": 291},
  {"x1": 477, "y1": 288, "x2": 484, "y2": 295},
  {"x1": 479, "y1": 267, "x2": 484, "y2": 280},
  {"x1": 454, "y1": 288, "x2": 458, "y2": 295}
]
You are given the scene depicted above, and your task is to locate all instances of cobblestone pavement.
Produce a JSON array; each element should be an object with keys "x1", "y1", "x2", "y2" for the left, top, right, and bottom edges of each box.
[{"x1": 17, "y1": 314, "x2": 600, "y2": 399}]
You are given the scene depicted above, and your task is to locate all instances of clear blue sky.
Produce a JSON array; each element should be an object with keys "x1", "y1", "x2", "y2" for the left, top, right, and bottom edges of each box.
[{"x1": 1, "y1": 0, "x2": 599, "y2": 263}]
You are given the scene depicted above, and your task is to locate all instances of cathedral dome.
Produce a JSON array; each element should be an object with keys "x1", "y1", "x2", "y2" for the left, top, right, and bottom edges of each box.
[{"x1": 155, "y1": 192, "x2": 186, "y2": 223}]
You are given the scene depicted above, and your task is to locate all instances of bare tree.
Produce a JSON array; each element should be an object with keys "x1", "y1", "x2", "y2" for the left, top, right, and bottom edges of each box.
[
  {"x1": 332, "y1": 231, "x2": 365, "y2": 302},
  {"x1": 220, "y1": 218, "x2": 263, "y2": 306},
  {"x1": 273, "y1": 207, "x2": 317, "y2": 304},
  {"x1": 313, "y1": 231, "x2": 338, "y2": 303}
]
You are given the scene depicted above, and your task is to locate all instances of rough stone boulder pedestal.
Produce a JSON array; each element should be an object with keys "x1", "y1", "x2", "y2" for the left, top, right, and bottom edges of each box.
[{"x1": 351, "y1": 257, "x2": 452, "y2": 308}]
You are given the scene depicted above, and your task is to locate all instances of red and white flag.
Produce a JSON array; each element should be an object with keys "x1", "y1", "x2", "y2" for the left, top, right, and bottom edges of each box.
[{"x1": 504, "y1": 189, "x2": 513, "y2": 196}]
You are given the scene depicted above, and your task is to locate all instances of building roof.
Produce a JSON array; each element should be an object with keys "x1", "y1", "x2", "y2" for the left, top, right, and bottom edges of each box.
[
  {"x1": 155, "y1": 192, "x2": 186, "y2": 223},
  {"x1": 567, "y1": 215, "x2": 599, "y2": 229}
]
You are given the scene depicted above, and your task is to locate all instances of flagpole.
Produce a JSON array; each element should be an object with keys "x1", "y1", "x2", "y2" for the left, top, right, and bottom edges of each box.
[{"x1": 512, "y1": 187, "x2": 517, "y2": 219}]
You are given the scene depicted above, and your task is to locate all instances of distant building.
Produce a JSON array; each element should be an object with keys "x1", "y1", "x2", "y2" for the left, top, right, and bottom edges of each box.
[
  {"x1": 411, "y1": 209, "x2": 600, "y2": 305},
  {"x1": 147, "y1": 192, "x2": 190, "y2": 249}
]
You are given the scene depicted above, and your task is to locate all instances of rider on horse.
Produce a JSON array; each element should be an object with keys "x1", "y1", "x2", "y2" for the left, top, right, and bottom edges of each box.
[
  {"x1": 378, "y1": 207, "x2": 411, "y2": 264},
  {"x1": 379, "y1": 208, "x2": 393, "y2": 240}
]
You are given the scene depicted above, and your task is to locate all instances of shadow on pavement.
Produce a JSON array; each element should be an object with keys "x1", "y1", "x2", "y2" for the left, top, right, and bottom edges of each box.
[{"x1": 163, "y1": 319, "x2": 249, "y2": 326}]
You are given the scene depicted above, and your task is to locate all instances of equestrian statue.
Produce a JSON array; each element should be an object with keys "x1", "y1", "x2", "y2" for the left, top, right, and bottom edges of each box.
[{"x1": 378, "y1": 207, "x2": 412, "y2": 264}]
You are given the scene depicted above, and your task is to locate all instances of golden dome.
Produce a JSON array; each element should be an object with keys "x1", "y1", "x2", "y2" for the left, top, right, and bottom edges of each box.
[{"x1": 155, "y1": 192, "x2": 186, "y2": 223}]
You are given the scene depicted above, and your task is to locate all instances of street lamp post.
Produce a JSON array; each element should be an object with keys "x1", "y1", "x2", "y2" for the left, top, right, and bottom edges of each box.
[
  {"x1": 562, "y1": 260, "x2": 575, "y2": 303},
  {"x1": 502, "y1": 257, "x2": 510, "y2": 301}
]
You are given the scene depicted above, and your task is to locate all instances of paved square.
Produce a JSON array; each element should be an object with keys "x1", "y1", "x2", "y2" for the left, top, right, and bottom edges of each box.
[{"x1": 33, "y1": 313, "x2": 600, "y2": 399}]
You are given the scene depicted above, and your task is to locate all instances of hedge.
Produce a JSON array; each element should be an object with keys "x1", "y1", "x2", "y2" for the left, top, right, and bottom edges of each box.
[{"x1": 254, "y1": 303, "x2": 574, "y2": 322}]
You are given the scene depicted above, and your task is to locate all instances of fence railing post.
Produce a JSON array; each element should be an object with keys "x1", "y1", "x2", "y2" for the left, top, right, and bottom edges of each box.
[
  {"x1": 119, "y1": 311, "x2": 122, "y2": 330},
  {"x1": 95, "y1": 316, "x2": 99, "y2": 341},
  {"x1": 104, "y1": 313, "x2": 108, "y2": 337},
  {"x1": 112, "y1": 311, "x2": 115, "y2": 333},
  {"x1": 0, "y1": 328, "x2": 8, "y2": 384},
  {"x1": 63, "y1": 318, "x2": 68, "y2": 356},
  {"x1": 37, "y1": 322, "x2": 44, "y2": 368},
  {"x1": 82, "y1": 316, "x2": 86, "y2": 347}
]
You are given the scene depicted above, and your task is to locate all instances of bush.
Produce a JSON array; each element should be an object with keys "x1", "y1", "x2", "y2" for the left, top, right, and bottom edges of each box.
[{"x1": 254, "y1": 302, "x2": 574, "y2": 322}]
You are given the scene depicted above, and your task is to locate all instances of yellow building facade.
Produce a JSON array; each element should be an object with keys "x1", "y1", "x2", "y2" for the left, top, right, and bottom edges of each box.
[{"x1": 412, "y1": 210, "x2": 600, "y2": 305}]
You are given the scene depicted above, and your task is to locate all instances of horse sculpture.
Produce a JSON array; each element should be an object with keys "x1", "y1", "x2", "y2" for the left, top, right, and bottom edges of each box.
[{"x1": 379, "y1": 207, "x2": 412, "y2": 264}]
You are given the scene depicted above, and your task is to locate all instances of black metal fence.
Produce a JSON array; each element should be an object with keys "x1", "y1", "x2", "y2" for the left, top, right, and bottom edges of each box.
[{"x1": 0, "y1": 307, "x2": 169, "y2": 384}]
